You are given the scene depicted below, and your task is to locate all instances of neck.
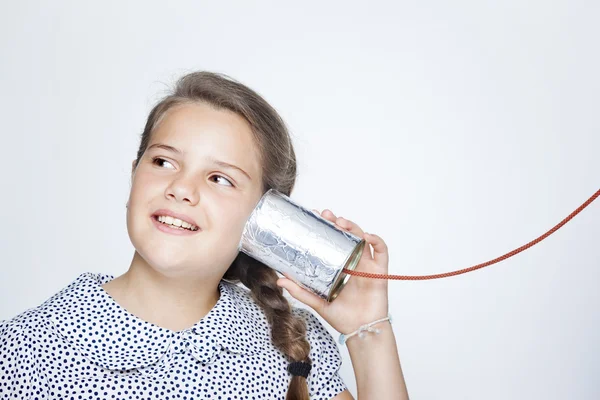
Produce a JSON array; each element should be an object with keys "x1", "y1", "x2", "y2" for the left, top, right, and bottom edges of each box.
[{"x1": 102, "y1": 252, "x2": 221, "y2": 332}]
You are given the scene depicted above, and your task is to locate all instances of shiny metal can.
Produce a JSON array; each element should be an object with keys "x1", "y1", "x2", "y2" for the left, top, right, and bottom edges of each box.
[{"x1": 238, "y1": 188, "x2": 366, "y2": 302}]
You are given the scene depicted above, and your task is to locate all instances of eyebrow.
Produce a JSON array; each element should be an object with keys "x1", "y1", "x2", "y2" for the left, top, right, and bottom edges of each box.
[{"x1": 147, "y1": 143, "x2": 253, "y2": 181}]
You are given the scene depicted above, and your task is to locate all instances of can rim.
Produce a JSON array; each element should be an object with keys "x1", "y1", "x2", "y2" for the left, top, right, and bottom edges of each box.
[{"x1": 327, "y1": 239, "x2": 366, "y2": 302}]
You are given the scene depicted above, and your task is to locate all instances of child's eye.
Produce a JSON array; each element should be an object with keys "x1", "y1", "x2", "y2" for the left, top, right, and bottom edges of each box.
[
  {"x1": 211, "y1": 175, "x2": 234, "y2": 187},
  {"x1": 152, "y1": 157, "x2": 175, "y2": 169},
  {"x1": 152, "y1": 157, "x2": 234, "y2": 187}
]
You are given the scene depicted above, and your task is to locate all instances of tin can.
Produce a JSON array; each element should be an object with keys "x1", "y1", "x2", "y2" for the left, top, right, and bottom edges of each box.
[{"x1": 238, "y1": 188, "x2": 366, "y2": 302}]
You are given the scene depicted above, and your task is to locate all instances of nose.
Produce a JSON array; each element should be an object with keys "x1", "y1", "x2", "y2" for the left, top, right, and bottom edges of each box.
[{"x1": 165, "y1": 175, "x2": 200, "y2": 206}]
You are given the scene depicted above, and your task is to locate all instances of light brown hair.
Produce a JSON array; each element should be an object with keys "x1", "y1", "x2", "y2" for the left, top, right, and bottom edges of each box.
[{"x1": 133, "y1": 71, "x2": 310, "y2": 399}]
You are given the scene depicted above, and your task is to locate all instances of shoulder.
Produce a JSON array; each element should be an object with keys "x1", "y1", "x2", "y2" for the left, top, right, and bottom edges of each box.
[
  {"x1": 222, "y1": 282, "x2": 341, "y2": 361},
  {"x1": 221, "y1": 282, "x2": 337, "y2": 350},
  {"x1": 1, "y1": 296, "x2": 53, "y2": 340},
  {"x1": 1, "y1": 272, "x2": 105, "y2": 338},
  {"x1": 0, "y1": 272, "x2": 108, "y2": 398},
  {"x1": 1, "y1": 309, "x2": 34, "y2": 341},
  {"x1": 0, "y1": 275, "x2": 67, "y2": 348},
  {"x1": 0, "y1": 308, "x2": 39, "y2": 358},
  {"x1": 0, "y1": 308, "x2": 40, "y2": 396},
  {"x1": 219, "y1": 280, "x2": 271, "y2": 326}
]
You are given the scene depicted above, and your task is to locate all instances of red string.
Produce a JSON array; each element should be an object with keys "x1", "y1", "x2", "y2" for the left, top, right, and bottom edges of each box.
[{"x1": 342, "y1": 188, "x2": 600, "y2": 280}]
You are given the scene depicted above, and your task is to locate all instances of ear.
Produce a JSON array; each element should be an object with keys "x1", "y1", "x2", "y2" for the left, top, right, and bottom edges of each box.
[{"x1": 131, "y1": 159, "x2": 137, "y2": 178}]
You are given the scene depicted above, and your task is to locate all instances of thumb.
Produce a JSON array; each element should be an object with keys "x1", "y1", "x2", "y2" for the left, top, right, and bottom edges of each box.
[{"x1": 277, "y1": 277, "x2": 326, "y2": 314}]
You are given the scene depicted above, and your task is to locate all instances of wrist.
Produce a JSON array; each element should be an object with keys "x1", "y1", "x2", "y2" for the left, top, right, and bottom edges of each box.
[{"x1": 338, "y1": 313, "x2": 393, "y2": 345}]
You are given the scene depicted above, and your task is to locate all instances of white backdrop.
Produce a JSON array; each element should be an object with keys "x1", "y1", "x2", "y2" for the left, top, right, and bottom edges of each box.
[{"x1": 1, "y1": 1, "x2": 599, "y2": 399}]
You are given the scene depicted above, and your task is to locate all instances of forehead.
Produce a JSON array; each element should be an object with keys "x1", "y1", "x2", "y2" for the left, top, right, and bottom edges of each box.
[{"x1": 150, "y1": 102, "x2": 262, "y2": 173}]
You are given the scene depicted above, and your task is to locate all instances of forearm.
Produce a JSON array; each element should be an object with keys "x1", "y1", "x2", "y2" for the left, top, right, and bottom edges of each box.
[{"x1": 346, "y1": 322, "x2": 409, "y2": 399}]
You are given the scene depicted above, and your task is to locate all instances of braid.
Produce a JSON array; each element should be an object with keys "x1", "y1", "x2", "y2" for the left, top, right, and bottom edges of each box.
[{"x1": 224, "y1": 252, "x2": 312, "y2": 400}]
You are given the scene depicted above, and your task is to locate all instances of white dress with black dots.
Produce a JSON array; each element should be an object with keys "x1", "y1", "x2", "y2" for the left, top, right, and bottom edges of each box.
[{"x1": 0, "y1": 272, "x2": 348, "y2": 399}]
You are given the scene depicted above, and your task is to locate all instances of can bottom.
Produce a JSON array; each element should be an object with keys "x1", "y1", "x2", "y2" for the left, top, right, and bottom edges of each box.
[{"x1": 327, "y1": 239, "x2": 366, "y2": 302}]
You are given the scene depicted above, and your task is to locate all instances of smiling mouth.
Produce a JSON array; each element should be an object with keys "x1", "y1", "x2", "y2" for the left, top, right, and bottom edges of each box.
[{"x1": 152, "y1": 215, "x2": 199, "y2": 232}]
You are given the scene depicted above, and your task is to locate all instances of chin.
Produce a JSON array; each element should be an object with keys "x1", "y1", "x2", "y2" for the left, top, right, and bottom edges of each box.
[{"x1": 141, "y1": 250, "x2": 200, "y2": 277}]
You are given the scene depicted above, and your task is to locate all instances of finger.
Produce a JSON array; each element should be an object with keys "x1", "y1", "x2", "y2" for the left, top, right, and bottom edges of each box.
[
  {"x1": 321, "y1": 209, "x2": 337, "y2": 220},
  {"x1": 364, "y1": 232, "x2": 389, "y2": 268},
  {"x1": 333, "y1": 216, "x2": 373, "y2": 259},
  {"x1": 336, "y1": 216, "x2": 364, "y2": 236},
  {"x1": 319, "y1": 211, "x2": 372, "y2": 261},
  {"x1": 320, "y1": 210, "x2": 357, "y2": 233},
  {"x1": 277, "y1": 278, "x2": 326, "y2": 315},
  {"x1": 318, "y1": 209, "x2": 343, "y2": 228}
]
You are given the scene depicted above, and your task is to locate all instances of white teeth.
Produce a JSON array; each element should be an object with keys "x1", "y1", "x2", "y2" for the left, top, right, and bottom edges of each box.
[{"x1": 156, "y1": 215, "x2": 198, "y2": 231}]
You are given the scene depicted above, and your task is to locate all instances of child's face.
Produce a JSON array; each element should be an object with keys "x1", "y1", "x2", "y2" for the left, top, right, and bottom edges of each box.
[{"x1": 126, "y1": 102, "x2": 264, "y2": 279}]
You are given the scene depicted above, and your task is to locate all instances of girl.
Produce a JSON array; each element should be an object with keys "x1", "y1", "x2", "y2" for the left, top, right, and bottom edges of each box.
[{"x1": 0, "y1": 71, "x2": 409, "y2": 399}]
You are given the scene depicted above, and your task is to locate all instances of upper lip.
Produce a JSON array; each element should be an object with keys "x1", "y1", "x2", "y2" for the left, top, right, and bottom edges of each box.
[{"x1": 152, "y1": 209, "x2": 201, "y2": 229}]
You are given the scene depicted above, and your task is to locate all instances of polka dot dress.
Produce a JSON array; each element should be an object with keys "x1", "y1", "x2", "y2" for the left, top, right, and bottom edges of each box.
[{"x1": 0, "y1": 272, "x2": 348, "y2": 399}]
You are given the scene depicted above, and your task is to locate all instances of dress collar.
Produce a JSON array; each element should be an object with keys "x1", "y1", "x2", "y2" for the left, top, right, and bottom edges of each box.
[{"x1": 40, "y1": 272, "x2": 270, "y2": 371}]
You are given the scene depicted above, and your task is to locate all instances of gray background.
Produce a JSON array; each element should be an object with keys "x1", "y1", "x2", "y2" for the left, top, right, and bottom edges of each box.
[{"x1": 1, "y1": 1, "x2": 598, "y2": 398}]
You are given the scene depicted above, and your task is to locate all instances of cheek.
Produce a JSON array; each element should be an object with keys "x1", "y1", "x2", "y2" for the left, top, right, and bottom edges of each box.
[
  {"x1": 133, "y1": 168, "x2": 153, "y2": 187},
  {"x1": 129, "y1": 172, "x2": 162, "y2": 202},
  {"x1": 217, "y1": 208, "x2": 246, "y2": 233},
  {"x1": 212, "y1": 204, "x2": 253, "y2": 240}
]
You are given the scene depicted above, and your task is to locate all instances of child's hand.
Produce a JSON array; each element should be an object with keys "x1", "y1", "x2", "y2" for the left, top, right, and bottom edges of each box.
[{"x1": 276, "y1": 209, "x2": 390, "y2": 335}]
